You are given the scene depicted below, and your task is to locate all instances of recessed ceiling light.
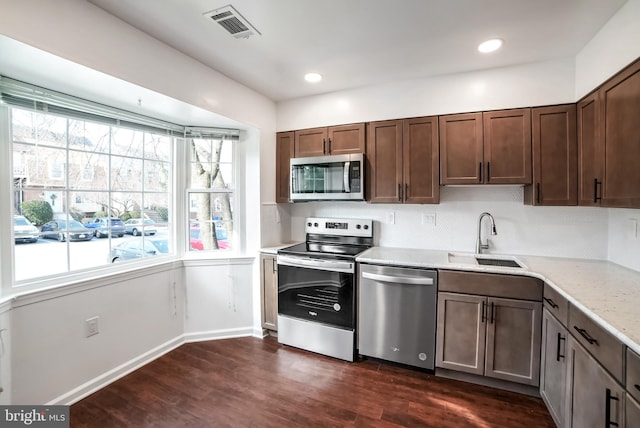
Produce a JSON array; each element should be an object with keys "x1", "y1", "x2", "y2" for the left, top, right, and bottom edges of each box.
[
  {"x1": 478, "y1": 39, "x2": 503, "y2": 53},
  {"x1": 304, "y1": 72, "x2": 322, "y2": 83}
]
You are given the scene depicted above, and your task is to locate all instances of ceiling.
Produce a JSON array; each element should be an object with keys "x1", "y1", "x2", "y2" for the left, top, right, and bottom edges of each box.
[{"x1": 86, "y1": 1, "x2": 625, "y2": 102}]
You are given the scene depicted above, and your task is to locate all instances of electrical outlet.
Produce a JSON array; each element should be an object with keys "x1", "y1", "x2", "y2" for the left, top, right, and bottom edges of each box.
[
  {"x1": 422, "y1": 212, "x2": 436, "y2": 225},
  {"x1": 85, "y1": 316, "x2": 99, "y2": 337},
  {"x1": 386, "y1": 211, "x2": 395, "y2": 225}
]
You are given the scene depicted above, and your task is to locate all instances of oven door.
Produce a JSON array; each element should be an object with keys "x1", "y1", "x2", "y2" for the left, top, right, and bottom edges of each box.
[{"x1": 277, "y1": 255, "x2": 355, "y2": 330}]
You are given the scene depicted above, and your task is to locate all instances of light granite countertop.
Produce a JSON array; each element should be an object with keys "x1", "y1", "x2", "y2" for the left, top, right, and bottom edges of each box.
[{"x1": 357, "y1": 247, "x2": 640, "y2": 356}]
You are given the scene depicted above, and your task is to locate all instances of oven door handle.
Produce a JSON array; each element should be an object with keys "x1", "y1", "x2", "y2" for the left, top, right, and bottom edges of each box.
[
  {"x1": 362, "y1": 271, "x2": 434, "y2": 286},
  {"x1": 277, "y1": 255, "x2": 354, "y2": 273}
]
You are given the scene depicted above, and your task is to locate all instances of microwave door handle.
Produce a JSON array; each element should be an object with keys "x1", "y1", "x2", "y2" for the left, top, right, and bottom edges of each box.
[{"x1": 343, "y1": 161, "x2": 351, "y2": 192}]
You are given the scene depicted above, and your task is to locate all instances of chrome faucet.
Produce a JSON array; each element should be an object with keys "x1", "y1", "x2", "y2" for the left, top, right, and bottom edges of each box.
[{"x1": 476, "y1": 212, "x2": 497, "y2": 254}]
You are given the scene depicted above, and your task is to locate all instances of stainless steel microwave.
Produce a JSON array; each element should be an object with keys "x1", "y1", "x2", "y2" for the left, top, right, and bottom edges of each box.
[{"x1": 290, "y1": 153, "x2": 364, "y2": 201}]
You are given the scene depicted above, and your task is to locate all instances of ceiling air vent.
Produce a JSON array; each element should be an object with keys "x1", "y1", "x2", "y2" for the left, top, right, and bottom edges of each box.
[{"x1": 203, "y1": 5, "x2": 261, "y2": 39}]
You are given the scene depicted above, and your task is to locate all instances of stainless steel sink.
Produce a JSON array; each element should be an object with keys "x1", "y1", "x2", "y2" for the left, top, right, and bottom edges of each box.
[
  {"x1": 448, "y1": 253, "x2": 523, "y2": 268},
  {"x1": 475, "y1": 257, "x2": 522, "y2": 268}
]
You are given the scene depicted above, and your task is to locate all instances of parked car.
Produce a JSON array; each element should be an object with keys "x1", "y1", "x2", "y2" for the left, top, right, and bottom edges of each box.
[
  {"x1": 124, "y1": 218, "x2": 157, "y2": 236},
  {"x1": 14, "y1": 215, "x2": 39, "y2": 243},
  {"x1": 84, "y1": 217, "x2": 126, "y2": 238},
  {"x1": 40, "y1": 219, "x2": 94, "y2": 242},
  {"x1": 110, "y1": 237, "x2": 169, "y2": 262},
  {"x1": 189, "y1": 226, "x2": 228, "y2": 250}
]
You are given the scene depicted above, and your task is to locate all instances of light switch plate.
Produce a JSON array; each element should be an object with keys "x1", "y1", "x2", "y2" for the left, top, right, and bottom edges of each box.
[
  {"x1": 422, "y1": 212, "x2": 436, "y2": 225},
  {"x1": 386, "y1": 211, "x2": 395, "y2": 225},
  {"x1": 628, "y1": 218, "x2": 638, "y2": 240}
]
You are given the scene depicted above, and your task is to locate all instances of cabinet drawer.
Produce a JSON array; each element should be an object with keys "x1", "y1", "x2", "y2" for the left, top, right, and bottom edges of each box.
[
  {"x1": 627, "y1": 348, "x2": 640, "y2": 402},
  {"x1": 568, "y1": 303, "x2": 624, "y2": 383},
  {"x1": 542, "y1": 282, "x2": 569, "y2": 325},
  {"x1": 439, "y1": 270, "x2": 542, "y2": 301}
]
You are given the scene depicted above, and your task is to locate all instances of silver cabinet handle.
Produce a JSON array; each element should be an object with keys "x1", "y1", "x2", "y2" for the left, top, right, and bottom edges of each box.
[{"x1": 362, "y1": 271, "x2": 434, "y2": 286}]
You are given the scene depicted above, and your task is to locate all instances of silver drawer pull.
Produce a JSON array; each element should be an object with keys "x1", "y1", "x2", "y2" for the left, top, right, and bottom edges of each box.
[{"x1": 573, "y1": 325, "x2": 599, "y2": 346}]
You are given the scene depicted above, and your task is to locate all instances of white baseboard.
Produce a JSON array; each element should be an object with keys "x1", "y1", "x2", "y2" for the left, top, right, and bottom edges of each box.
[
  {"x1": 51, "y1": 335, "x2": 185, "y2": 406},
  {"x1": 183, "y1": 326, "x2": 255, "y2": 343},
  {"x1": 47, "y1": 327, "x2": 262, "y2": 406}
]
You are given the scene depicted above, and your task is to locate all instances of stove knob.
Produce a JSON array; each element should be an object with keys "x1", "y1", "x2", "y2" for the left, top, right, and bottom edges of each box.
[
  {"x1": 314, "y1": 222, "x2": 319, "y2": 227},
  {"x1": 356, "y1": 224, "x2": 361, "y2": 229},
  {"x1": 364, "y1": 224, "x2": 369, "y2": 230},
  {"x1": 307, "y1": 222, "x2": 312, "y2": 227}
]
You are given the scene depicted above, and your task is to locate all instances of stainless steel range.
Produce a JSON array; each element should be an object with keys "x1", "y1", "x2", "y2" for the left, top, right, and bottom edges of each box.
[{"x1": 277, "y1": 217, "x2": 373, "y2": 361}]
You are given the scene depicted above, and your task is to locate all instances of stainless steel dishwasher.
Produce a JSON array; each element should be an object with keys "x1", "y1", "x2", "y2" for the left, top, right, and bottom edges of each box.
[{"x1": 358, "y1": 264, "x2": 437, "y2": 370}]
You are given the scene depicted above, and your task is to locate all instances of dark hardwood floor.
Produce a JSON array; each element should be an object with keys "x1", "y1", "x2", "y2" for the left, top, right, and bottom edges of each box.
[{"x1": 71, "y1": 336, "x2": 555, "y2": 427}]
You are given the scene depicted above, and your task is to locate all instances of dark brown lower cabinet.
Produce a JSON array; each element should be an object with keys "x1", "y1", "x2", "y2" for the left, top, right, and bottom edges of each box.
[
  {"x1": 540, "y1": 308, "x2": 568, "y2": 427},
  {"x1": 566, "y1": 335, "x2": 625, "y2": 428},
  {"x1": 627, "y1": 394, "x2": 640, "y2": 428},
  {"x1": 436, "y1": 292, "x2": 541, "y2": 386}
]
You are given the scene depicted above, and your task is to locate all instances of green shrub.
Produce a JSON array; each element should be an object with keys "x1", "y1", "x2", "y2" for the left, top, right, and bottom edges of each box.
[{"x1": 21, "y1": 200, "x2": 53, "y2": 226}]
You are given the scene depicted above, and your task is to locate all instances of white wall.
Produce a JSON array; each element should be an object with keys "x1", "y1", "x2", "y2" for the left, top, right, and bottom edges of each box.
[
  {"x1": 575, "y1": 0, "x2": 640, "y2": 99},
  {"x1": 10, "y1": 266, "x2": 184, "y2": 404},
  {"x1": 277, "y1": 58, "x2": 576, "y2": 131},
  {"x1": 183, "y1": 260, "x2": 258, "y2": 341}
]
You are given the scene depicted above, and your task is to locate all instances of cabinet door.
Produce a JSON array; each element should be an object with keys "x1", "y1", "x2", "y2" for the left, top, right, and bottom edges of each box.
[
  {"x1": 436, "y1": 292, "x2": 486, "y2": 375},
  {"x1": 627, "y1": 394, "x2": 640, "y2": 428},
  {"x1": 366, "y1": 120, "x2": 403, "y2": 203},
  {"x1": 600, "y1": 59, "x2": 640, "y2": 208},
  {"x1": 485, "y1": 297, "x2": 541, "y2": 386},
  {"x1": 294, "y1": 127, "x2": 327, "y2": 157},
  {"x1": 540, "y1": 308, "x2": 568, "y2": 427},
  {"x1": 260, "y1": 255, "x2": 278, "y2": 330},
  {"x1": 403, "y1": 116, "x2": 440, "y2": 204},
  {"x1": 327, "y1": 123, "x2": 365, "y2": 155},
  {"x1": 439, "y1": 112, "x2": 483, "y2": 184},
  {"x1": 566, "y1": 336, "x2": 625, "y2": 428},
  {"x1": 276, "y1": 132, "x2": 295, "y2": 203},
  {"x1": 483, "y1": 108, "x2": 532, "y2": 184},
  {"x1": 577, "y1": 92, "x2": 602, "y2": 206},
  {"x1": 526, "y1": 104, "x2": 577, "y2": 206}
]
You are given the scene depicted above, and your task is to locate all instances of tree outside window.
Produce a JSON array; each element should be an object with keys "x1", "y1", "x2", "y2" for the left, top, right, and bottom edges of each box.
[{"x1": 188, "y1": 138, "x2": 234, "y2": 252}]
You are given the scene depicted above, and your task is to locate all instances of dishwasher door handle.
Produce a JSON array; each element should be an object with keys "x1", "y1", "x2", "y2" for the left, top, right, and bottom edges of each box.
[{"x1": 362, "y1": 271, "x2": 434, "y2": 286}]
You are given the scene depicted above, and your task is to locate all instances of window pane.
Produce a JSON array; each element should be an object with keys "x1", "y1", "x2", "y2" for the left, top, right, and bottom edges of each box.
[
  {"x1": 12, "y1": 109, "x2": 67, "y2": 148},
  {"x1": 145, "y1": 134, "x2": 171, "y2": 161},
  {"x1": 188, "y1": 192, "x2": 232, "y2": 251},
  {"x1": 68, "y1": 120, "x2": 110, "y2": 153},
  {"x1": 144, "y1": 160, "x2": 170, "y2": 191},
  {"x1": 111, "y1": 156, "x2": 143, "y2": 191},
  {"x1": 68, "y1": 153, "x2": 109, "y2": 190},
  {"x1": 112, "y1": 128, "x2": 143, "y2": 157}
]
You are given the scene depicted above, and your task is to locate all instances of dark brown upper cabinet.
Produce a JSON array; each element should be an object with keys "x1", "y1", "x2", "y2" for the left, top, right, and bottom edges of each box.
[
  {"x1": 578, "y1": 58, "x2": 640, "y2": 208},
  {"x1": 439, "y1": 109, "x2": 532, "y2": 185},
  {"x1": 525, "y1": 104, "x2": 577, "y2": 206},
  {"x1": 294, "y1": 123, "x2": 365, "y2": 158},
  {"x1": 577, "y1": 92, "x2": 601, "y2": 206},
  {"x1": 367, "y1": 117, "x2": 439, "y2": 204},
  {"x1": 275, "y1": 131, "x2": 294, "y2": 203},
  {"x1": 482, "y1": 109, "x2": 532, "y2": 184},
  {"x1": 439, "y1": 112, "x2": 483, "y2": 184}
]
